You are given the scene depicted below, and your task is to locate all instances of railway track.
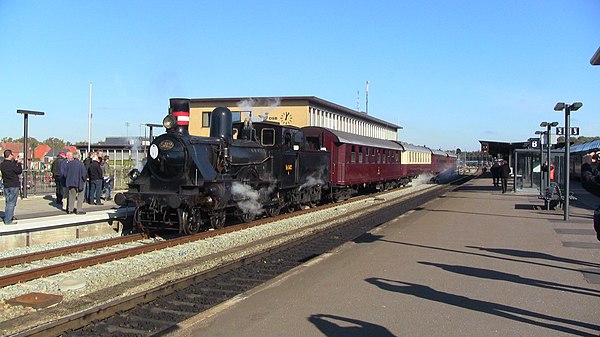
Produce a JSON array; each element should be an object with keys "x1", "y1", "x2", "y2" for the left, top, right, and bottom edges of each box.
[
  {"x1": 3, "y1": 176, "x2": 472, "y2": 337},
  {"x1": 0, "y1": 184, "x2": 410, "y2": 289}
]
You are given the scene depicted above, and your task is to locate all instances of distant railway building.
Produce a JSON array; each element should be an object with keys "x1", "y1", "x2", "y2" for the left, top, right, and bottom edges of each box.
[{"x1": 188, "y1": 96, "x2": 401, "y2": 141}]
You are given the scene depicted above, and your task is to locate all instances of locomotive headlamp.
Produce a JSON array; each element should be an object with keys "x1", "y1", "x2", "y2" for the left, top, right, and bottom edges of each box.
[
  {"x1": 129, "y1": 168, "x2": 141, "y2": 181},
  {"x1": 163, "y1": 115, "x2": 177, "y2": 129}
]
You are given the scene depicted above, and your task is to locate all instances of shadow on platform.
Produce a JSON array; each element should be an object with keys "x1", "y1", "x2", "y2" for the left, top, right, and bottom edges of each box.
[
  {"x1": 308, "y1": 314, "x2": 396, "y2": 337},
  {"x1": 366, "y1": 277, "x2": 600, "y2": 337}
]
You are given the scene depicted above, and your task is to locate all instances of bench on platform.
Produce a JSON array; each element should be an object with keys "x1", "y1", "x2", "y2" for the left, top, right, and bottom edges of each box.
[{"x1": 538, "y1": 182, "x2": 577, "y2": 210}]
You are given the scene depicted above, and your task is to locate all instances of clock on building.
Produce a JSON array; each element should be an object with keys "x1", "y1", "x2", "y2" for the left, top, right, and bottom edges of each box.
[{"x1": 280, "y1": 111, "x2": 293, "y2": 125}]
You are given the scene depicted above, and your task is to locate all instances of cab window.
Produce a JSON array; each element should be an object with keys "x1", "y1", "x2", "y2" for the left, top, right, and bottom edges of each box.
[{"x1": 261, "y1": 128, "x2": 275, "y2": 146}]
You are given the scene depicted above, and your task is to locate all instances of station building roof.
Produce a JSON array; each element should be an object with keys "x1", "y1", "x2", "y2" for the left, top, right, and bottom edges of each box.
[{"x1": 190, "y1": 96, "x2": 401, "y2": 130}]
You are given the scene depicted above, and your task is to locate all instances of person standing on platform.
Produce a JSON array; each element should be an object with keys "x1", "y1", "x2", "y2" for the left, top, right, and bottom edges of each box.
[
  {"x1": 500, "y1": 160, "x2": 511, "y2": 193},
  {"x1": 1, "y1": 149, "x2": 23, "y2": 225},
  {"x1": 50, "y1": 152, "x2": 65, "y2": 206},
  {"x1": 490, "y1": 160, "x2": 500, "y2": 187},
  {"x1": 65, "y1": 152, "x2": 87, "y2": 214},
  {"x1": 88, "y1": 154, "x2": 103, "y2": 205},
  {"x1": 83, "y1": 151, "x2": 95, "y2": 204},
  {"x1": 60, "y1": 152, "x2": 73, "y2": 210},
  {"x1": 581, "y1": 151, "x2": 600, "y2": 241},
  {"x1": 102, "y1": 155, "x2": 113, "y2": 201}
]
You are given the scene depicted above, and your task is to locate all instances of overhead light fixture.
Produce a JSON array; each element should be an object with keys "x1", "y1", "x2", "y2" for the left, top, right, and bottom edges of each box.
[{"x1": 554, "y1": 103, "x2": 565, "y2": 111}]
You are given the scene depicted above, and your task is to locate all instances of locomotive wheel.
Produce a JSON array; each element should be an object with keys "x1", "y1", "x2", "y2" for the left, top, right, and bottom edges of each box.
[
  {"x1": 210, "y1": 211, "x2": 226, "y2": 229},
  {"x1": 265, "y1": 204, "x2": 282, "y2": 217},
  {"x1": 132, "y1": 208, "x2": 148, "y2": 235},
  {"x1": 238, "y1": 211, "x2": 255, "y2": 223},
  {"x1": 181, "y1": 210, "x2": 201, "y2": 235}
]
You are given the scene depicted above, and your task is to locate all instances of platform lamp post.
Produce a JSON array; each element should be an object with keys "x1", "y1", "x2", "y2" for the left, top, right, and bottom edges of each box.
[
  {"x1": 554, "y1": 102, "x2": 583, "y2": 221},
  {"x1": 534, "y1": 130, "x2": 546, "y2": 193},
  {"x1": 16, "y1": 109, "x2": 45, "y2": 199},
  {"x1": 539, "y1": 122, "x2": 559, "y2": 192}
]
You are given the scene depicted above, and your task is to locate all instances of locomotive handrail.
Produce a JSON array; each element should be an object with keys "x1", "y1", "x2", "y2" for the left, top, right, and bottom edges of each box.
[{"x1": 230, "y1": 156, "x2": 273, "y2": 166}]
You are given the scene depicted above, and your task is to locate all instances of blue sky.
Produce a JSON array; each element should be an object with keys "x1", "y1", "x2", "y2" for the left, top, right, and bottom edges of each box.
[{"x1": 1, "y1": 0, "x2": 599, "y2": 151}]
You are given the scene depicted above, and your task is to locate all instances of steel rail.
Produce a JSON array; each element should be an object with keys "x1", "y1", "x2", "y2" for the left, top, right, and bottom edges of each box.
[{"x1": 0, "y1": 233, "x2": 146, "y2": 268}]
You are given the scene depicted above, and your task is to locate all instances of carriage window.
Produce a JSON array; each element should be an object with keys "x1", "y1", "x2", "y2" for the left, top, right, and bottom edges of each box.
[
  {"x1": 365, "y1": 148, "x2": 369, "y2": 163},
  {"x1": 359, "y1": 147, "x2": 363, "y2": 163},
  {"x1": 383, "y1": 150, "x2": 387, "y2": 163},
  {"x1": 351, "y1": 146, "x2": 356, "y2": 163},
  {"x1": 261, "y1": 128, "x2": 275, "y2": 146},
  {"x1": 377, "y1": 150, "x2": 381, "y2": 163}
]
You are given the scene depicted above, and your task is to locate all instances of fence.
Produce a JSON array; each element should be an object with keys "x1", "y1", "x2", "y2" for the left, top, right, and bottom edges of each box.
[{"x1": 4, "y1": 164, "x2": 136, "y2": 197}]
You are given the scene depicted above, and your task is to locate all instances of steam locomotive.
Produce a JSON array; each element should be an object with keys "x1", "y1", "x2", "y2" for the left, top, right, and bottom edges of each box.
[{"x1": 115, "y1": 98, "x2": 456, "y2": 234}]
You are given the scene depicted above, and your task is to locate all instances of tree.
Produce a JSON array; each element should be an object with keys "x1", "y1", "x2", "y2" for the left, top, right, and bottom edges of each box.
[
  {"x1": 1, "y1": 137, "x2": 14, "y2": 142},
  {"x1": 43, "y1": 137, "x2": 66, "y2": 149},
  {"x1": 15, "y1": 136, "x2": 40, "y2": 152}
]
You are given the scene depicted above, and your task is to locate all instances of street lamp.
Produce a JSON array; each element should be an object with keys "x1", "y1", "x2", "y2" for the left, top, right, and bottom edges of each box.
[
  {"x1": 534, "y1": 130, "x2": 546, "y2": 193},
  {"x1": 553, "y1": 102, "x2": 583, "y2": 221},
  {"x1": 16, "y1": 109, "x2": 45, "y2": 199},
  {"x1": 591, "y1": 46, "x2": 600, "y2": 66},
  {"x1": 539, "y1": 121, "x2": 559, "y2": 192}
]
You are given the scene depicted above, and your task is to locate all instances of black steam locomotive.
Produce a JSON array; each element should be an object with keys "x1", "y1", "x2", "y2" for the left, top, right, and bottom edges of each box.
[{"x1": 115, "y1": 98, "x2": 330, "y2": 234}]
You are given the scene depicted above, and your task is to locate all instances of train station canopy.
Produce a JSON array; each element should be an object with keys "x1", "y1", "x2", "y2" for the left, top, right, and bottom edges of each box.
[{"x1": 479, "y1": 140, "x2": 529, "y2": 160}]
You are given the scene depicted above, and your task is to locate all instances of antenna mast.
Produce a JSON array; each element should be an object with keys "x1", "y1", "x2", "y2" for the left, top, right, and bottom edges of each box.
[{"x1": 365, "y1": 80, "x2": 370, "y2": 114}]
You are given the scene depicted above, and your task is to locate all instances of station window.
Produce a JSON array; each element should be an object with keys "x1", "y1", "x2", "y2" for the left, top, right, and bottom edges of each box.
[
  {"x1": 202, "y1": 111, "x2": 211, "y2": 127},
  {"x1": 351, "y1": 146, "x2": 356, "y2": 163},
  {"x1": 261, "y1": 128, "x2": 275, "y2": 146}
]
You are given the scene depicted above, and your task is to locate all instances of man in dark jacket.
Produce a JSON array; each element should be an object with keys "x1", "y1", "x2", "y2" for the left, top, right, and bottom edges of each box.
[
  {"x1": 65, "y1": 152, "x2": 88, "y2": 214},
  {"x1": 500, "y1": 160, "x2": 511, "y2": 193},
  {"x1": 581, "y1": 151, "x2": 600, "y2": 241},
  {"x1": 50, "y1": 152, "x2": 65, "y2": 206},
  {"x1": 88, "y1": 155, "x2": 104, "y2": 205},
  {"x1": 83, "y1": 151, "x2": 95, "y2": 203},
  {"x1": 490, "y1": 161, "x2": 500, "y2": 187},
  {"x1": 1, "y1": 149, "x2": 23, "y2": 224}
]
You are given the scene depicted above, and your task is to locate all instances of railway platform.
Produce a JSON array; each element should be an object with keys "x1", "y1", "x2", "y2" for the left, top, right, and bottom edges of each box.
[
  {"x1": 0, "y1": 194, "x2": 126, "y2": 250},
  {"x1": 167, "y1": 175, "x2": 600, "y2": 337}
]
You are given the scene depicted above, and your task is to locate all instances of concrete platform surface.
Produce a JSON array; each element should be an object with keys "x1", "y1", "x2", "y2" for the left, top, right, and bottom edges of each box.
[
  {"x1": 165, "y1": 176, "x2": 600, "y2": 337},
  {"x1": 0, "y1": 193, "x2": 125, "y2": 235}
]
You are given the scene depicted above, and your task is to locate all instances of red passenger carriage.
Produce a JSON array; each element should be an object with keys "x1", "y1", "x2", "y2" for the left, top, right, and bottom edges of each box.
[{"x1": 302, "y1": 127, "x2": 406, "y2": 201}]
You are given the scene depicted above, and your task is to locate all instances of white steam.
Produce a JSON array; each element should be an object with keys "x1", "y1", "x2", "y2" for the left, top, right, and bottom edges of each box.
[
  {"x1": 300, "y1": 166, "x2": 326, "y2": 190},
  {"x1": 237, "y1": 97, "x2": 281, "y2": 122},
  {"x1": 232, "y1": 182, "x2": 263, "y2": 217},
  {"x1": 411, "y1": 172, "x2": 435, "y2": 186},
  {"x1": 231, "y1": 181, "x2": 277, "y2": 218}
]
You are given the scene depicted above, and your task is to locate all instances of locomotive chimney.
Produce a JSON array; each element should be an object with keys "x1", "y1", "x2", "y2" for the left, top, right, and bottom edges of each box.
[
  {"x1": 210, "y1": 106, "x2": 233, "y2": 141},
  {"x1": 169, "y1": 98, "x2": 190, "y2": 135}
]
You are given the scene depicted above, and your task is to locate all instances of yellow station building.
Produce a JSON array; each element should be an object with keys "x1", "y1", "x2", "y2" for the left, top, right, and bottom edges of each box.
[{"x1": 188, "y1": 96, "x2": 400, "y2": 141}]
